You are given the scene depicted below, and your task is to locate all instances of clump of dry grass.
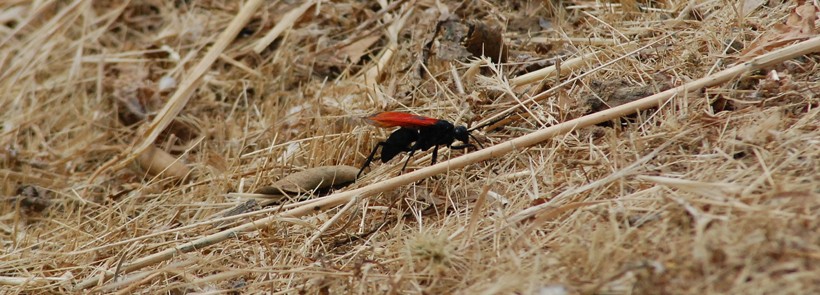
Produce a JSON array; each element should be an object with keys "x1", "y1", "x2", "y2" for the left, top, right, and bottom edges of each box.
[{"x1": 1, "y1": 0, "x2": 819, "y2": 294}]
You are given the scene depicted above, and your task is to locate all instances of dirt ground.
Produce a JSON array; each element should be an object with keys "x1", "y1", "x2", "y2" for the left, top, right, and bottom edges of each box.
[{"x1": 1, "y1": 0, "x2": 818, "y2": 294}]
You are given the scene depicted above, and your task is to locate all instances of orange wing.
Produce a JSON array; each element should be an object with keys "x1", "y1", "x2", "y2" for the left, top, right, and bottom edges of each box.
[{"x1": 364, "y1": 112, "x2": 439, "y2": 128}]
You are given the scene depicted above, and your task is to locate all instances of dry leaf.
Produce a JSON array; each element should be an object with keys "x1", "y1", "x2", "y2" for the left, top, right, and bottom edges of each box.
[
  {"x1": 464, "y1": 22, "x2": 508, "y2": 63},
  {"x1": 255, "y1": 165, "x2": 358, "y2": 195},
  {"x1": 739, "y1": 2, "x2": 819, "y2": 60},
  {"x1": 338, "y1": 34, "x2": 381, "y2": 63},
  {"x1": 136, "y1": 145, "x2": 191, "y2": 180},
  {"x1": 787, "y1": 1, "x2": 818, "y2": 32},
  {"x1": 428, "y1": 20, "x2": 507, "y2": 63}
]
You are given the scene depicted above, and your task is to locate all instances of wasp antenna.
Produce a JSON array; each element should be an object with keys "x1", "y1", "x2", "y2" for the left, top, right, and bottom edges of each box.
[{"x1": 468, "y1": 133, "x2": 485, "y2": 149}]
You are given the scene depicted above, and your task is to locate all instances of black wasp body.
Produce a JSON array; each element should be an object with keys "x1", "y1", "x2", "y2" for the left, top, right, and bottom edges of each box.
[{"x1": 358, "y1": 112, "x2": 477, "y2": 178}]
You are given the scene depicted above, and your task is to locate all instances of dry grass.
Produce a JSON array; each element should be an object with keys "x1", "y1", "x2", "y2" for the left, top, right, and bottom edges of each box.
[{"x1": 1, "y1": 0, "x2": 819, "y2": 294}]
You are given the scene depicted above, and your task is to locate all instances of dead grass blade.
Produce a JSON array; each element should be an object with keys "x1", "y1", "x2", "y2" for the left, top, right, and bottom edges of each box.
[{"x1": 252, "y1": 0, "x2": 317, "y2": 54}]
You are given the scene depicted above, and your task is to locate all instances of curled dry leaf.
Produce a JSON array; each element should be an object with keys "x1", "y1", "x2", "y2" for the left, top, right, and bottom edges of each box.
[
  {"x1": 463, "y1": 21, "x2": 508, "y2": 64},
  {"x1": 425, "y1": 19, "x2": 508, "y2": 66},
  {"x1": 136, "y1": 145, "x2": 191, "y2": 180},
  {"x1": 255, "y1": 165, "x2": 358, "y2": 196}
]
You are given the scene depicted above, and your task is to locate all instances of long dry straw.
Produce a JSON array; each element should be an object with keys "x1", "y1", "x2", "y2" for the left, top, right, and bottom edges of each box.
[{"x1": 74, "y1": 36, "x2": 820, "y2": 291}]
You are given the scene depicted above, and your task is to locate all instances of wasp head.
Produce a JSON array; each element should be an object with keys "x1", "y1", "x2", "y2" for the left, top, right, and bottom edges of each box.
[{"x1": 453, "y1": 126, "x2": 469, "y2": 144}]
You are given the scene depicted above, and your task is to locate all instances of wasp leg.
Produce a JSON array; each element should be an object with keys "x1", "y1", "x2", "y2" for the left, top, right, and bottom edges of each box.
[
  {"x1": 450, "y1": 143, "x2": 475, "y2": 150},
  {"x1": 358, "y1": 142, "x2": 386, "y2": 178},
  {"x1": 430, "y1": 145, "x2": 440, "y2": 165},
  {"x1": 400, "y1": 149, "x2": 418, "y2": 172},
  {"x1": 450, "y1": 144, "x2": 476, "y2": 159}
]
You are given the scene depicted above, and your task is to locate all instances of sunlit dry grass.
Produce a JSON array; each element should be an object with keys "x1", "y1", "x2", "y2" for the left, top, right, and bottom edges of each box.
[{"x1": 1, "y1": 0, "x2": 818, "y2": 294}]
